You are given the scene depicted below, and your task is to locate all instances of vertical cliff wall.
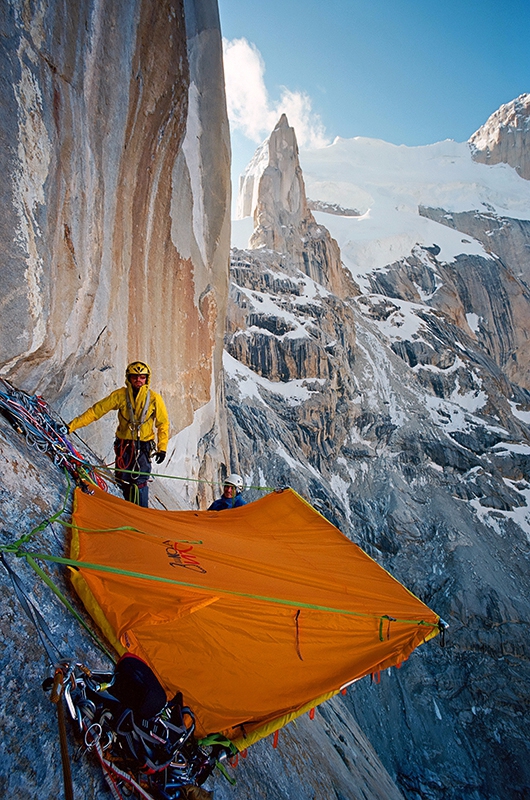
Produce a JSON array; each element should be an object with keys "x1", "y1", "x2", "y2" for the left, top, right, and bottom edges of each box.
[{"x1": 0, "y1": 0, "x2": 231, "y2": 499}]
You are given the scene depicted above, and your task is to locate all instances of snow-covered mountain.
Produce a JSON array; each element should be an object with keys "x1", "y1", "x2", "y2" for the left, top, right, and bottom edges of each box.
[
  {"x1": 235, "y1": 120, "x2": 530, "y2": 277},
  {"x1": 227, "y1": 109, "x2": 530, "y2": 799}
]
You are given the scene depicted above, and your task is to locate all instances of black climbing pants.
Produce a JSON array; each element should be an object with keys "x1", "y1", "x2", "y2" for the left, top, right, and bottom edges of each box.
[{"x1": 114, "y1": 438, "x2": 153, "y2": 507}]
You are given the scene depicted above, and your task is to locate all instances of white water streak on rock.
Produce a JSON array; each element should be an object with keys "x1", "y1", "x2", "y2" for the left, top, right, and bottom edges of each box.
[{"x1": 183, "y1": 81, "x2": 207, "y2": 268}]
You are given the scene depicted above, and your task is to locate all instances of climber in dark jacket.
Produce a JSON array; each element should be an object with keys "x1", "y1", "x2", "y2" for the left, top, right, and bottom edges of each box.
[
  {"x1": 209, "y1": 474, "x2": 246, "y2": 510},
  {"x1": 68, "y1": 361, "x2": 169, "y2": 508}
]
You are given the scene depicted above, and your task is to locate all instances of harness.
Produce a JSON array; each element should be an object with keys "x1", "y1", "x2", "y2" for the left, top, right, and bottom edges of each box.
[
  {"x1": 125, "y1": 388, "x2": 152, "y2": 440},
  {"x1": 116, "y1": 388, "x2": 154, "y2": 502}
]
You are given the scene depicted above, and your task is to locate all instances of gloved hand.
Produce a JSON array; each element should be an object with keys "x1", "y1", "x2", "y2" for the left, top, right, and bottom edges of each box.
[{"x1": 154, "y1": 451, "x2": 166, "y2": 464}]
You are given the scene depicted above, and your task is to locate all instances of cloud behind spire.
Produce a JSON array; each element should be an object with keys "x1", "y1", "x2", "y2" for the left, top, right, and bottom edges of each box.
[{"x1": 223, "y1": 37, "x2": 329, "y2": 149}]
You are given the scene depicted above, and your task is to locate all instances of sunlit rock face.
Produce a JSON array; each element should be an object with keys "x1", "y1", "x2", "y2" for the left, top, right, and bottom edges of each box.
[
  {"x1": 239, "y1": 114, "x2": 358, "y2": 300},
  {"x1": 228, "y1": 117, "x2": 360, "y2": 481},
  {"x1": 0, "y1": 0, "x2": 231, "y2": 491},
  {"x1": 470, "y1": 93, "x2": 530, "y2": 179}
]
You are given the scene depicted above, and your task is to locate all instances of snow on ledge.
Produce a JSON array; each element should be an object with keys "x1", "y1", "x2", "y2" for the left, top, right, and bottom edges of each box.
[{"x1": 223, "y1": 350, "x2": 325, "y2": 406}]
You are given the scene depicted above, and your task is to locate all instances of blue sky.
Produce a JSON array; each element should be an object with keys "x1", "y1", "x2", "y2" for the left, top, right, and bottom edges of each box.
[{"x1": 218, "y1": 0, "x2": 530, "y2": 205}]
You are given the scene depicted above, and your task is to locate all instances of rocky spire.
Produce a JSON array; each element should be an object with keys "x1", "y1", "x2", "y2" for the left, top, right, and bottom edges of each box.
[
  {"x1": 242, "y1": 115, "x2": 357, "y2": 299},
  {"x1": 469, "y1": 93, "x2": 530, "y2": 179}
]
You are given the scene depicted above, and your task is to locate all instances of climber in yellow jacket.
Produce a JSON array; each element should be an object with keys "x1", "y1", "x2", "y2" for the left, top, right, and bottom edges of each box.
[{"x1": 68, "y1": 361, "x2": 169, "y2": 507}]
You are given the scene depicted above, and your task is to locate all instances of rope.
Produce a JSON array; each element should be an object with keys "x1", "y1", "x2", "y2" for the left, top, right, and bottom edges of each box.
[
  {"x1": 0, "y1": 542, "x2": 115, "y2": 663},
  {"x1": 93, "y1": 738, "x2": 155, "y2": 800},
  {"x1": 0, "y1": 377, "x2": 273, "y2": 493},
  {"x1": 24, "y1": 553, "x2": 117, "y2": 663},
  {"x1": 69, "y1": 453, "x2": 276, "y2": 492},
  {"x1": 0, "y1": 553, "x2": 64, "y2": 664}
]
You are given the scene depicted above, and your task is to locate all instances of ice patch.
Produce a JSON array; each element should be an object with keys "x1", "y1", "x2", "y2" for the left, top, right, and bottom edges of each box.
[
  {"x1": 469, "y1": 487, "x2": 530, "y2": 540},
  {"x1": 466, "y1": 312, "x2": 481, "y2": 333},
  {"x1": 449, "y1": 378, "x2": 488, "y2": 413},
  {"x1": 330, "y1": 473, "x2": 351, "y2": 521},
  {"x1": 491, "y1": 442, "x2": 530, "y2": 456},
  {"x1": 360, "y1": 296, "x2": 429, "y2": 342},
  {"x1": 425, "y1": 394, "x2": 507, "y2": 436},
  {"x1": 509, "y1": 400, "x2": 530, "y2": 424},
  {"x1": 235, "y1": 286, "x2": 312, "y2": 339},
  {"x1": 413, "y1": 356, "x2": 466, "y2": 375}
]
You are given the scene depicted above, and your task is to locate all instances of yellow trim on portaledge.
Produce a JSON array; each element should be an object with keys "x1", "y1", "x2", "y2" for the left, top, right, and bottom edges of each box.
[{"x1": 230, "y1": 688, "x2": 339, "y2": 751}]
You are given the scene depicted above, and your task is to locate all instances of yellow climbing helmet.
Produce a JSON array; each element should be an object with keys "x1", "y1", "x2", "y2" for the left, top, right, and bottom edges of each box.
[{"x1": 126, "y1": 361, "x2": 151, "y2": 377}]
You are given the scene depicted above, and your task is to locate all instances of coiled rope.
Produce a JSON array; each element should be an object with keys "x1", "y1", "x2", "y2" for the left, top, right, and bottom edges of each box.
[{"x1": 0, "y1": 378, "x2": 107, "y2": 490}]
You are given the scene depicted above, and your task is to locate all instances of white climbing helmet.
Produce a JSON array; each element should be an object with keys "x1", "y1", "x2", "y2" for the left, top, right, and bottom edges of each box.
[{"x1": 224, "y1": 473, "x2": 244, "y2": 492}]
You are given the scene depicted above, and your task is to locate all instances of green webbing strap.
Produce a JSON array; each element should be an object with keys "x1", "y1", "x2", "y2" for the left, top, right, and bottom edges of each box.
[
  {"x1": 12, "y1": 469, "x2": 72, "y2": 549},
  {"x1": 196, "y1": 734, "x2": 238, "y2": 785},
  {"x1": 379, "y1": 615, "x2": 397, "y2": 641},
  {"x1": 215, "y1": 759, "x2": 237, "y2": 785},
  {"x1": 54, "y1": 520, "x2": 140, "y2": 534},
  {"x1": 24, "y1": 553, "x2": 116, "y2": 663},
  {"x1": 9, "y1": 548, "x2": 438, "y2": 631},
  {"x1": 199, "y1": 733, "x2": 237, "y2": 751},
  {"x1": 40, "y1": 516, "x2": 202, "y2": 545}
]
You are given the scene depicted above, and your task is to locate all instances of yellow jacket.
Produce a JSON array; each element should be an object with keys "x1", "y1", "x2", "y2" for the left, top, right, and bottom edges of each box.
[{"x1": 68, "y1": 380, "x2": 169, "y2": 451}]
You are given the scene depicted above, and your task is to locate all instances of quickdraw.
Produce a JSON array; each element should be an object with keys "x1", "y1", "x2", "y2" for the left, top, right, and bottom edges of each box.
[{"x1": 42, "y1": 657, "x2": 235, "y2": 800}]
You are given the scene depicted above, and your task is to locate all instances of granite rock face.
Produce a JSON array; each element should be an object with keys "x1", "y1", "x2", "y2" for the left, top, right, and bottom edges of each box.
[
  {"x1": 470, "y1": 93, "x2": 530, "y2": 180},
  {"x1": 416, "y1": 207, "x2": 530, "y2": 393},
  {"x1": 0, "y1": 0, "x2": 231, "y2": 502}
]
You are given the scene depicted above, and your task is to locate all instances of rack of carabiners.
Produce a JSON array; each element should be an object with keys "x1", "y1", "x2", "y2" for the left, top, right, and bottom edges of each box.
[{"x1": 0, "y1": 378, "x2": 107, "y2": 491}]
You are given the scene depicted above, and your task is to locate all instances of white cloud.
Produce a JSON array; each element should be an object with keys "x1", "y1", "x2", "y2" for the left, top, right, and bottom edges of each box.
[{"x1": 222, "y1": 37, "x2": 329, "y2": 149}]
